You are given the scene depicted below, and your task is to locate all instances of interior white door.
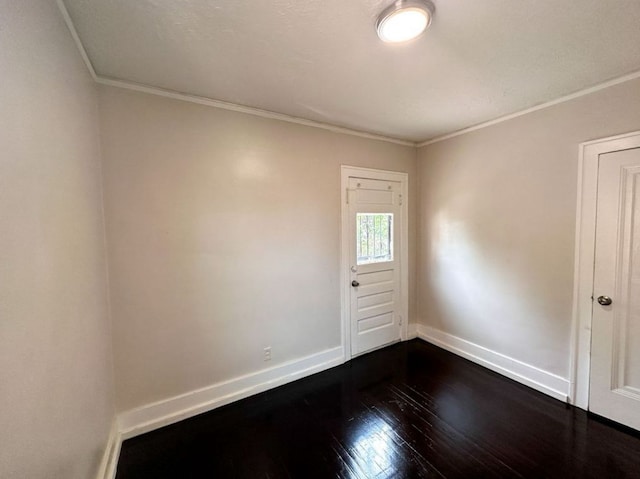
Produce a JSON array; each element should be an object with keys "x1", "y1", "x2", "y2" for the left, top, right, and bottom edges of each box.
[
  {"x1": 348, "y1": 177, "x2": 402, "y2": 356},
  {"x1": 590, "y1": 147, "x2": 640, "y2": 430}
]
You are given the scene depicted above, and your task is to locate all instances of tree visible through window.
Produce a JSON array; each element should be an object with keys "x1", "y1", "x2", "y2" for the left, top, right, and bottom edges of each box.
[{"x1": 357, "y1": 213, "x2": 393, "y2": 264}]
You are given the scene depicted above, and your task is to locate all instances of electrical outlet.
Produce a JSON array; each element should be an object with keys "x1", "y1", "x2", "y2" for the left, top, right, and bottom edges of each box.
[{"x1": 263, "y1": 346, "x2": 272, "y2": 361}]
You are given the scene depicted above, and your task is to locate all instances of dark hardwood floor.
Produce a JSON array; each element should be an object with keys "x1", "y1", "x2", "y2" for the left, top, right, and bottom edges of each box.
[{"x1": 116, "y1": 340, "x2": 640, "y2": 478}]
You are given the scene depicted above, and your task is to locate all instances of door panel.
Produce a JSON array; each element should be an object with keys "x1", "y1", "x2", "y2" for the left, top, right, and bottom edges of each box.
[
  {"x1": 355, "y1": 189, "x2": 395, "y2": 205},
  {"x1": 357, "y1": 294, "x2": 394, "y2": 321},
  {"x1": 358, "y1": 313, "x2": 394, "y2": 332},
  {"x1": 348, "y1": 176, "x2": 402, "y2": 356},
  {"x1": 590, "y1": 147, "x2": 640, "y2": 430},
  {"x1": 357, "y1": 291, "x2": 393, "y2": 310}
]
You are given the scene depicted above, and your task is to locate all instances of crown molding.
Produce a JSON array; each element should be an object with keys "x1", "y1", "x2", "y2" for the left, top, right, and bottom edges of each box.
[
  {"x1": 57, "y1": 0, "x2": 98, "y2": 81},
  {"x1": 58, "y1": 0, "x2": 640, "y2": 151},
  {"x1": 95, "y1": 76, "x2": 416, "y2": 146},
  {"x1": 417, "y1": 68, "x2": 640, "y2": 148},
  {"x1": 56, "y1": 0, "x2": 416, "y2": 148}
]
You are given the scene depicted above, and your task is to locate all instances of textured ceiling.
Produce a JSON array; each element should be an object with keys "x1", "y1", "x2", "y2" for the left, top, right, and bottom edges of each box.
[{"x1": 63, "y1": 0, "x2": 640, "y2": 142}]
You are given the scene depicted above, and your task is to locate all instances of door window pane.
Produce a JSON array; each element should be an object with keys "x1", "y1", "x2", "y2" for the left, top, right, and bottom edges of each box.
[{"x1": 357, "y1": 213, "x2": 393, "y2": 264}]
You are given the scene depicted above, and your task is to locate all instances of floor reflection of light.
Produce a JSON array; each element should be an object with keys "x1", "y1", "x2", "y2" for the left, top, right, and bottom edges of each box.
[
  {"x1": 352, "y1": 413, "x2": 397, "y2": 478},
  {"x1": 436, "y1": 389, "x2": 474, "y2": 431}
]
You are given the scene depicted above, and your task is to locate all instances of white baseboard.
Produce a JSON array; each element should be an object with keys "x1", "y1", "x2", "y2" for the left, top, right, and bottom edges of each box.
[
  {"x1": 417, "y1": 325, "x2": 570, "y2": 402},
  {"x1": 407, "y1": 323, "x2": 418, "y2": 339},
  {"x1": 117, "y1": 346, "x2": 344, "y2": 439},
  {"x1": 95, "y1": 420, "x2": 121, "y2": 479},
  {"x1": 95, "y1": 330, "x2": 568, "y2": 477}
]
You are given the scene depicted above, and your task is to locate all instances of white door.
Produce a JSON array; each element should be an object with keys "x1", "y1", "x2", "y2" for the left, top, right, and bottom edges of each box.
[
  {"x1": 590, "y1": 146, "x2": 640, "y2": 430},
  {"x1": 347, "y1": 175, "x2": 403, "y2": 356}
]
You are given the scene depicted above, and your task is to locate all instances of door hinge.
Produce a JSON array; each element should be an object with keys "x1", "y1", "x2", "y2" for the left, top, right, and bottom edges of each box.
[{"x1": 398, "y1": 194, "x2": 403, "y2": 206}]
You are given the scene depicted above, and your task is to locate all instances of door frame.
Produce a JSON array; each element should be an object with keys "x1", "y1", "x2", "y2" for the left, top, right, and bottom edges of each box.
[
  {"x1": 340, "y1": 166, "x2": 409, "y2": 362},
  {"x1": 571, "y1": 130, "x2": 640, "y2": 409}
]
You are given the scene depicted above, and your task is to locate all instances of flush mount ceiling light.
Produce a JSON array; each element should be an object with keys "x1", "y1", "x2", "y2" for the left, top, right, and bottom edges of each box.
[{"x1": 376, "y1": 0, "x2": 435, "y2": 43}]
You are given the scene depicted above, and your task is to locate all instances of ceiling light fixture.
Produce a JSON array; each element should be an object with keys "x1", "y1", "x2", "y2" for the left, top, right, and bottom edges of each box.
[{"x1": 376, "y1": 0, "x2": 435, "y2": 43}]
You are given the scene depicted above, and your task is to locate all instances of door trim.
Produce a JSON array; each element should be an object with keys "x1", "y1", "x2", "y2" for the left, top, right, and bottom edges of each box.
[
  {"x1": 340, "y1": 166, "x2": 409, "y2": 362},
  {"x1": 571, "y1": 130, "x2": 640, "y2": 409}
]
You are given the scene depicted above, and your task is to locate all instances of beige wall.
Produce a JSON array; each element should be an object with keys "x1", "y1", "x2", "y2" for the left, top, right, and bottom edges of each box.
[
  {"x1": 6, "y1": 5, "x2": 639, "y2": 471},
  {"x1": 417, "y1": 78, "x2": 640, "y2": 378},
  {"x1": 0, "y1": 1, "x2": 114, "y2": 479},
  {"x1": 98, "y1": 86, "x2": 417, "y2": 412}
]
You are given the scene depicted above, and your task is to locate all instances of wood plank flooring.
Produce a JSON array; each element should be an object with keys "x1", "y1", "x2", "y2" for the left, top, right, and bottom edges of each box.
[{"x1": 116, "y1": 340, "x2": 640, "y2": 478}]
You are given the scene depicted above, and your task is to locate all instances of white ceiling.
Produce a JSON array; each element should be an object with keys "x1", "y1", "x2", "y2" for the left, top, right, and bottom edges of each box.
[{"x1": 63, "y1": 0, "x2": 640, "y2": 142}]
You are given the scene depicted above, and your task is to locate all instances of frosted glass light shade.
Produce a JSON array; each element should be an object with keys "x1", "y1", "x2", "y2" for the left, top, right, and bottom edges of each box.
[{"x1": 376, "y1": 1, "x2": 434, "y2": 43}]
